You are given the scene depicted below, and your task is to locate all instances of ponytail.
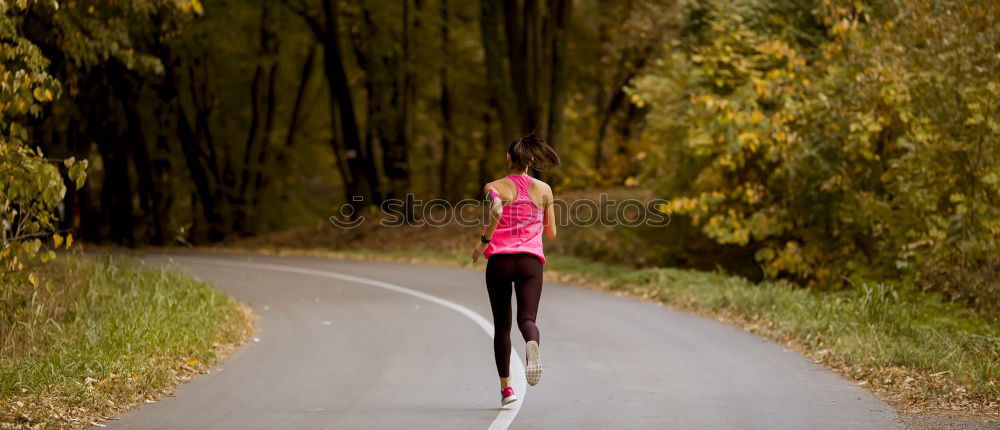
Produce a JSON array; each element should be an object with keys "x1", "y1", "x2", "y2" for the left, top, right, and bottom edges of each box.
[{"x1": 507, "y1": 134, "x2": 561, "y2": 173}]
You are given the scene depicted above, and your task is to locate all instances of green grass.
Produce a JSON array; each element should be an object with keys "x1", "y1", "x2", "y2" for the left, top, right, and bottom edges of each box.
[
  {"x1": 257, "y1": 247, "x2": 998, "y2": 407},
  {"x1": 1, "y1": 255, "x2": 252, "y2": 428}
]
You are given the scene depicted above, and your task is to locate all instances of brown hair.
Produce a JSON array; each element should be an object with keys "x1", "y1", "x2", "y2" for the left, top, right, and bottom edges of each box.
[{"x1": 507, "y1": 134, "x2": 561, "y2": 173}]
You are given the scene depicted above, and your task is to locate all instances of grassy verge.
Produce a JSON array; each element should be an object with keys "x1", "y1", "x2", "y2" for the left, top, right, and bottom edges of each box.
[
  {"x1": 0, "y1": 255, "x2": 254, "y2": 429},
  {"x1": 214, "y1": 246, "x2": 998, "y2": 420}
]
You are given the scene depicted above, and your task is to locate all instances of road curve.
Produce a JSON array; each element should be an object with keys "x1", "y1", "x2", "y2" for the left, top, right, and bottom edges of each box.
[{"x1": 104, "y1": 252, "x2": 903, "y2": 429}]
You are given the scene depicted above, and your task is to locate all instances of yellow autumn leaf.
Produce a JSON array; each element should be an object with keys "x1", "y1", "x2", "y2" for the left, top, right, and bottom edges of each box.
[
  {"x1": 964, "y1": 114, "x2": 985, "y2": 125},
  {"x1": 188, "y1": 0, "x2": 204, "y2": 15},
  {"x1": 738, "y1": 131, "x2": 759, "y2": 145},
  {"x1": 53, "y1": 233, "x2": 64, "y2": 248},
  {"x1": 66, "y1": 234, "x2": 74, "y2": 249},
  {"x1": 28, "y1": 273, "x2": 36, "y2": 286},
  {"x1": 187, "y1": 358, "x2": 200, "y2": 366}
]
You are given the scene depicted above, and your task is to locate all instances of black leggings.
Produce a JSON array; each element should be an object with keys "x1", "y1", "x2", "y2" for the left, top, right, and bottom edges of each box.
[{"x1": 485, "y1": 253, "x2": 543, "y2": 378}]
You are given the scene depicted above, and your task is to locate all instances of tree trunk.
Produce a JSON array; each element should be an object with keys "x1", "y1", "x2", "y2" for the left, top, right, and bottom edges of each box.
[
  {"x1": 283, "y1": 46, "x2": 317, "y2": 150},
  {"x1": 480, "y1": 0, "x2": 519, "y2": 142},
  {"x1": 545, "y1": 0, "x2": 571, "y2": 149},
  {"x1": 346, "y1": 13, "x2": 378, "y2": 183},
  {"x1": 157, "y1": 49, "x2": 228, "y2": 242},
  {"x1": 94, "y1": 103, "x2": 135, "y2": 245},
  {"x1": 383, "y1": 0, "x2": 416, "y2": 202},
  {"x1": 115, "y1": 67, "x2": 169, "y2": 245},
  {"x1": 249, "y1": 59, "x2": 279, "y2": 217},
  {"x1": 503, "y1": 0, "x2": 534, "y2": 133},
  {"x1": 492, "y1": 0, "x2": 573, "y2": 144},
  {"x1": 320, "y1": 0, "x2": 381, "y2": 211},
  {"x1": 238, "y1": 0, "x2": 280, "y2": 234},
  {"x1": 595, "y1": 46, "x2": 652, "y2": 170},
  {"x1": 478, "y1": 105, "x2": 496, "y2": 190},
  {"x1": 438, "y1": 0, "x2": 453, "y2": 199}
]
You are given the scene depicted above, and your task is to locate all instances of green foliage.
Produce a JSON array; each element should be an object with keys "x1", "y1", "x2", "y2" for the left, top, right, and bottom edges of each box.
[
  {"x1": 1, "y1": 1, "x2": 87, "y2": 282},
  {"x1": 3, "y1": 0, "x2": 202, "y2": 266},
  {"x1": 632, "y1": 0, "x2": 1000, "y2": 308}
]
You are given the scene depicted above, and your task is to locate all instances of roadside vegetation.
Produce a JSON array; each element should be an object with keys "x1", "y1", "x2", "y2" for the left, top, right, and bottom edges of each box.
[
  {"x1": 0, "y1": 256, "x2": 253, "y2": 429},
  {"x1": 3, "y1": 0, "x2": 996, "y2": 424},
  {"x1": 631, "y1": 0, "x2": 999, "y2": 312},
  {"x1": 221, "y1": 242, "x2": 998, "y2": 419}
]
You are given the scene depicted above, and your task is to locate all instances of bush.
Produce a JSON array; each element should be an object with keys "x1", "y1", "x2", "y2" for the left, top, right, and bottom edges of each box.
[
  {"x1": 631, "y1": 0, "x2": 1000, "y2": 310},
  {"x1": 1, "y1": 1, "x2": 87, "y2": 286}
]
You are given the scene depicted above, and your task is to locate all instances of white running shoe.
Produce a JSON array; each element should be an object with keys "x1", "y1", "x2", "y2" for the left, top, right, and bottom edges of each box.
[{"x1": 526, "y1": 340, "x2": 542, "y2": 386}]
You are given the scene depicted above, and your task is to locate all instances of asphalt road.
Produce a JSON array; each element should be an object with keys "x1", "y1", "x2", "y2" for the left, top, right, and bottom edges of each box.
[{"x1": 104, "y1": 252, "x2": 904, "y2": 429}]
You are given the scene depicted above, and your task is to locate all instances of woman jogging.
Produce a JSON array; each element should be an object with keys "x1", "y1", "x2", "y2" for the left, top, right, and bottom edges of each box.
[{"x1": 472, "y1": 134, "x2": 560, "y2": 406}]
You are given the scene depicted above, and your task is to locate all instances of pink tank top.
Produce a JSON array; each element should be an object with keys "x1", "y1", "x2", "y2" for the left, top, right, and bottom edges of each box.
[{"x1": 484, "y1": 175, "x2": 546, "y2": 264}]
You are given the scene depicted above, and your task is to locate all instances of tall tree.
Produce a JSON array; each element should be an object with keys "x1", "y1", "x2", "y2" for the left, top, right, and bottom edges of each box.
[
  {"x1": 592, "y1": 0, "x2": 675, "y2": 170},
  {"x1": 544, "y1": 0, "x2": 573, "y2": 150},
  {"x1": 347, "y1": 0, "x2": 415, "y2": 205},
  {"x1": 479, "y1": 0, "x2": 573, "y2": 151},
  {"x1": 438, "y1": 0, "x2": 454, "y2": 198},
  {"x1": 384, "y1": 0, "x2": 418, "y2": 202},
  {"x1": 239, "y1": 0, "x2": 281, "y2": 233},
  {"x1": 285, "y1": 0, "x2": 383, "y2": 212},
  {"x1": 479, "y1": 0, "x2": 519, "y2": 142}
]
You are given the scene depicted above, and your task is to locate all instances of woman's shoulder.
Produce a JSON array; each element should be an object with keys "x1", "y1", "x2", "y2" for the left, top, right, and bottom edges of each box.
[
  {"x1": 485, "y1": 177, "x2": 512, "y2": 189},
  {"x1": 528, "y1": 178, "x2": 553, "y2": 206},
  {"x1": 486, "y1": 176, "x2": 550, "y2": 194},
  {"x1": 530, "y1": 178, "x2": 552, "y2": 193},
  {"x1": 484, "y1": 178, "x2": 515, "y2": 200}
]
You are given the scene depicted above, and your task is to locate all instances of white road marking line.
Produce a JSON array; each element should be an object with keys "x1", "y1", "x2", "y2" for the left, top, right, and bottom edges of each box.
[{"x1": 173, "y1": 256, "x2": 526, "y2": 430}]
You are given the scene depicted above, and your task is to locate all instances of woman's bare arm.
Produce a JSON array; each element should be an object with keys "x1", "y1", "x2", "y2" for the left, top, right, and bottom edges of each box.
[
  {"x1": 473, "y1": 183, "x2": 504, "y2": 262},
  {"x1": 483, "y1": 184, "x2": 503, "y2": 237},
  {"x1": 543, "y1": 187, "x2": 557, "y2": 239}
]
